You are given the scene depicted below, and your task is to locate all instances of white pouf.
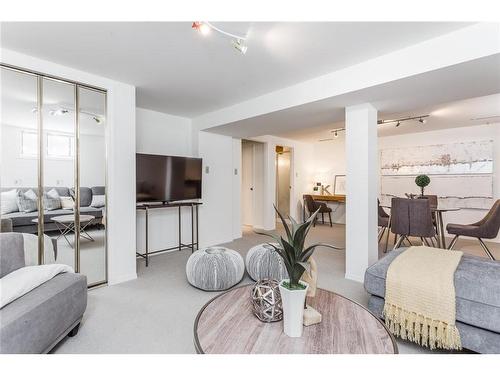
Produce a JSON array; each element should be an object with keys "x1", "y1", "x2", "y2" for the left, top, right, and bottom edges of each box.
[
  {"x1": 245, "y1": 243, "x2": 288, "y2": 282},
  {"x1": 186, "y1": 247, "x2": 244, "y2": 291}
]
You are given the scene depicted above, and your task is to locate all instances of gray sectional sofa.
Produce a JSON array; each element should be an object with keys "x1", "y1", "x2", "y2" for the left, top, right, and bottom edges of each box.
[
  {"x1": 0, "y1": 233, "x2": 87, "y2": 353},
  {"x1": 364, "y1": 248, "x2": 500, "y2": 353},
  {"x1": 1, "y1": 186, "x2": 104, "y2": 234}
]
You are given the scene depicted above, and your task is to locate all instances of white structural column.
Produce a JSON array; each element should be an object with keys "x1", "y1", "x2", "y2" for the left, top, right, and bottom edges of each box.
[{"x1": 345, "y1": 103, "x2": 378, "y2": 282}]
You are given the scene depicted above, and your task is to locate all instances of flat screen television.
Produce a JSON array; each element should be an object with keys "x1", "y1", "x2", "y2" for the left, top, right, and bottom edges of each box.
[{"x1": 136, "y1": 153, "x2": 202, "y2": 203}]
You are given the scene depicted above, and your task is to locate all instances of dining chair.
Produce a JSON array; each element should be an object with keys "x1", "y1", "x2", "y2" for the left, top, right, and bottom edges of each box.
[
  {"x1": 303, "y1": 195, "x2": 333, "y2": 227},
  {"x1": 390, "y1": 197, "x2": 437, "y2": 250},
  {"x1": 378, "y1": 199, "x2": 390, "y2": 243},
  {"x1": 447, "y1": 199, "x2": 500, "y2": 260}
]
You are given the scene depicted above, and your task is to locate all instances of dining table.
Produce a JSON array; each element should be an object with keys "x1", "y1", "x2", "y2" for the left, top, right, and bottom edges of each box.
[{"x1": 381, "y1": 203, "x2": 460, "y2": 252}]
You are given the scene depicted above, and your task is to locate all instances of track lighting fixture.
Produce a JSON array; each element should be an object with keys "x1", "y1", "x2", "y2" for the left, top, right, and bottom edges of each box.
[
  {"x1": 333, "y1": 130, "x2": 338, "y2": 138},
  {"x1": 191, "y1": 22, "x2": 211, "y2": 35},
  {"x1": 232, "y1": 39, "x2": 248, "y2": 55},
  {"x1": 192, "y1": 21, "x2": 249, "y2": 55},
  {"x1": 32, "y1": 106, "x2": 103, "y2": 123},
  {"x1": 378, "y1": 114, "x2": 429, "y2": 128},
  {"x1": 49, "y1": 108, "x2": 69, "y2": 116}
]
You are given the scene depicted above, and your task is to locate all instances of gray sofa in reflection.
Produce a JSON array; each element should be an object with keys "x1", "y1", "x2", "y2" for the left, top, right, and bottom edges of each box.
[
  {"x1": 0, "y1": 233, "x2": 87, "y2": 353},
  {"x1": 1, "y1": 186, "x2": 104, "y2": 234},
  {"x1": 364, "y1": 248, "x2": 500, "y2": 353}
]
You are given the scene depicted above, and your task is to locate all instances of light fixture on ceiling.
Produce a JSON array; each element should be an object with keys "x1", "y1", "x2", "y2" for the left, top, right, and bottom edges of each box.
[
  {"x1": 192, "y1": 21, "x2": 249, "y2": 55},
  {"x1": 232, "y1": 39, "x2": 248, "y2": 55},
  {"x1": 192, "y1": 21, "x2": 211, "y2": 35},
  {"x1": 49, "y1": 108, "x2": 69, "y2": 116},
  {"x1": 333, "y1": 130, "x2": 339, "y2": 138},
  {"x1": 378, "y1": 114, "x2": 429, "y2": 128},
  {"x1": 32, "y1": 106, "x2": 103, "y2": 123}
]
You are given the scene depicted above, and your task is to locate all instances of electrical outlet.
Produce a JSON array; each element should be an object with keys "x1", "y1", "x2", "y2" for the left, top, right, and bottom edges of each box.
[
  {"x1": 205, "y1": 166, "x2": 210, "y2": 174},
  {"x1": 234, "y1": 168, "x2": 238, "y2": 175}
]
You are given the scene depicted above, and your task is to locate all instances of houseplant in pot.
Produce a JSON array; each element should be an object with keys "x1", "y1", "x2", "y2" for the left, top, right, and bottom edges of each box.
[
  {"x1": 415, "y1": 174, "x2": 431, "y2": 197},
  {"x1": 256, "y1": 206, "x2": 341, "y2": 337}
]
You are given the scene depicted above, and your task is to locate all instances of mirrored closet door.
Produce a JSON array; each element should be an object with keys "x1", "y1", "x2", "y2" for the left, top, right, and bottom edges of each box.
[{"x1": 0, "y1": 65, "x2": 107, "y2": 286}]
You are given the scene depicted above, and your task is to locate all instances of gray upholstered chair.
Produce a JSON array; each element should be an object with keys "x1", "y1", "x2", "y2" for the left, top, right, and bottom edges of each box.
[
  {"x1": 390, "y1": 197, "x2": 436, "y2": 250},
  {"x1": 377, "y1": 199, "x2": 389, "y2": 243},
  {"x1": 447, "y1": 199, "x2": 500, "y2": 260},
  {"x1": 304, "y1": 195, "x2": 332, "y2": 227},
  {"x1": 0, "y1": 233, "x2": 87, "y2": 353}
]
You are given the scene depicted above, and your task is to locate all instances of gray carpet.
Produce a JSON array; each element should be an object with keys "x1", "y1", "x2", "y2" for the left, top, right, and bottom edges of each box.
[{"x1": 52, "y1": 223, "x2": 495, "y2": 354}]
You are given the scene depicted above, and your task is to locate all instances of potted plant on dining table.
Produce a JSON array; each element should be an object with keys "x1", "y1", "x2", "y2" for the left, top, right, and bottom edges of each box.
[{"x1": 256, "y1": 206, "x2": 340, "y2": 337}]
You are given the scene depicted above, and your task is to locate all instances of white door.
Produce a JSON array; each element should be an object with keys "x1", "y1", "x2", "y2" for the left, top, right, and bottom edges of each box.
[{"x1": 241, "y1": 142, "x2": 254, "y2": 225}]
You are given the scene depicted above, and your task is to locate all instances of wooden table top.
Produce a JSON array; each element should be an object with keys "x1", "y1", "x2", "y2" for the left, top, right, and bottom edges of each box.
[
  {"x1": 305, "y1": 194, "x2": 346, "y2": 203},
  {"x1": 194, "y1": 284, "x2": 397, "y2": 354}
]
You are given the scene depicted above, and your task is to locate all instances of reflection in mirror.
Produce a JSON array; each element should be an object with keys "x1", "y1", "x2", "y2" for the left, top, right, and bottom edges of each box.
[
  {"x1": 42, "y1": 78, "x2": 76, "y2": 270},
  {"x1": 78, "y1": 87, "x2": 107, "y2": 285},
  {"x1": 0, "y1": 67, "x2": 46, "y2": 265}
]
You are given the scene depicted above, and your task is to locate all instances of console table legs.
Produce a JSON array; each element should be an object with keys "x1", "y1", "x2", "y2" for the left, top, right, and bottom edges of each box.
[{"x1": 136, "y1": 203, "x2": 201, "y2": 266}]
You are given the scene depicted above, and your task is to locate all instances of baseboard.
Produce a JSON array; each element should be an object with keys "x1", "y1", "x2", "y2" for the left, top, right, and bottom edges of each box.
[
  {"x1": 108, "y1": 272, "x2": 137, "y2": 285},
  {"x1": 344, "y1": 272, "x2": 364, "y2": 283}
]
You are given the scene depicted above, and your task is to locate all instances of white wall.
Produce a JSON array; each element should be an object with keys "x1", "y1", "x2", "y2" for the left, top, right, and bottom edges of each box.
[
  {"x1": 198, "y1": 131, "x2": 237, "y2": 247},
  {"x1": 135, "y1": 108, "x2": 196, "y2": 253},
  {"x1": 136, "y1": 108, "x2": 191, "y2": 156},
  {"x1": 232, "y1": 138, "x2": 242, "y2": 239},
  {"x1": 1, "y1": 48, "x2": 137, "y2": 285}
]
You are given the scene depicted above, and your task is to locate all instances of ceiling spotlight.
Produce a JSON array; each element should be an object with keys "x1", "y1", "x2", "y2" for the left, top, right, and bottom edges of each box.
[
  {"x1": 232, "y1": 39, "x2": 248, "y2": 55},
  {"x1": 395, "y1": 121, "x2": 401, "y2": 127},
  {"x1": 49, "y1": 108, "x2": 69, "y2": 116},
  {"x1": 333, "y1": 130, "x2": 338, "y2": 138},
  {"x1": 192, "y1": 22, "x2": 211, "y2": 36},
  {"x1": 418, "y1": 118, "x2": 426, "y2": 124},
  {"x1": 93, "y1": 116, "x2": 102, "y2": 124}
]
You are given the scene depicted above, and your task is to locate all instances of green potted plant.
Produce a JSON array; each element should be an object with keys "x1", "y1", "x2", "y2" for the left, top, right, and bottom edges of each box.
[
  {"x1": 415, "y1": 174, "x2": 431, "y2": 197},
  {"x1": 256, "y1": 206, "x2": 341, "y2": 337}
]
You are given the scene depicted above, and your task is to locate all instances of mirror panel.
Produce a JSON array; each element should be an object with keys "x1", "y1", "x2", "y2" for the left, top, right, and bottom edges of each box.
[
  {"x1": 78, "y1": 86, "x2": 107, "y2": 285},
  {"x1": 42, "y1": 77, "x2": 76, "y2": 269}
]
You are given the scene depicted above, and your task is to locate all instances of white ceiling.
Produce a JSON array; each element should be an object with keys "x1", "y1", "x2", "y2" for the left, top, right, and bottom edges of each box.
[
  {"x1": 280, "y1": 93, "x2": 500, "y2": 142},
  {"x1": 206, "y1": 54, "x2": 500, "y2": 140},
  {"x1": 1, "y1": 22, "x2": 472, "y2": 117}
]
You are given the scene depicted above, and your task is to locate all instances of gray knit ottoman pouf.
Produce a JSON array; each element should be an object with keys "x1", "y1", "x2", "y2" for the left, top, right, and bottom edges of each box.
[
  {"x1": 186, "y1": 247, "x2": 244, "y2": 291},
  {"x1": 245, "y1": 243, "x2": 288, "y2": 282}
]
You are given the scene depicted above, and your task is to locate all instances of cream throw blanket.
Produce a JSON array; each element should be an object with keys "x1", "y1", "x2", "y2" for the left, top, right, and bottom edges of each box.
[{"x1": 383, "y1": 246, "x2": 463, "y2": 350}]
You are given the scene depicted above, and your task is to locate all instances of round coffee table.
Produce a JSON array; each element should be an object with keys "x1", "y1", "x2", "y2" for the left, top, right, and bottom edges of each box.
[{"x1": 194, "y1": 284, "x2": 398, "y2": 354}]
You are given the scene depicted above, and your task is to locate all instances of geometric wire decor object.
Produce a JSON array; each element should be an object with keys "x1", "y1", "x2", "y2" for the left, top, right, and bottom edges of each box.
[{"x1": 251, "y1": 279, "x2": 283, "y2": 322}]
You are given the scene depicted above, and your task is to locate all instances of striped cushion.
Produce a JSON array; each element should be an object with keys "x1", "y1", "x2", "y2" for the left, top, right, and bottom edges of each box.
[
  {"x1": 186, "y1": 247, "x2": 244, "y2": 291},
  {"x1": 245, "y1": 243, "x2": 288, "y2": 282}
]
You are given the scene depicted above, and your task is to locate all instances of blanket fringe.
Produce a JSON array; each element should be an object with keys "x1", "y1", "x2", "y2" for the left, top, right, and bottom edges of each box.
[{"x1": 383, "y1": 303, "x2": 461, "y2": 350}]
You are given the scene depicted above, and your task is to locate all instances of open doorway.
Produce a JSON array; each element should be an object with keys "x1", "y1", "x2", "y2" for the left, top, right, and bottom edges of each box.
[
  {"x1": 241, "y1": 140, "x2": 265, "y2": 229},
  {"x1": 275, "y1": 145, "x2": 292, "y2": 220}
]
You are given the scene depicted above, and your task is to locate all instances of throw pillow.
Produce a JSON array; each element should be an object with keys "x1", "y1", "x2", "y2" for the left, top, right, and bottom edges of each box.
[
  {"x1": 90, "y1": 194, "x2": 105, "y2": 208},
  {"x1": 1, "y1": 189, "x2": 19, "y2": 215},
  {"x1": 60, "y1": 196, "x2": 75, "y2": 210},
  {"x1": 43, "y1": 188, "x2": 62, "y2": 211},
  {"x1": 17, "y1": 189, "x2": 38, "y2": 213}
]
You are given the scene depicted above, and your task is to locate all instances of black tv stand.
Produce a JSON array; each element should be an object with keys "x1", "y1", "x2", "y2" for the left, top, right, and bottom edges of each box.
[{"x1": 136, "y1": 201, "x2": 202, "y2": 267}]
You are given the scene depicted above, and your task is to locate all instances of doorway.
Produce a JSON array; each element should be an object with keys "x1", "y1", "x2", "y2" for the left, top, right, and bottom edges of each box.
[
  {"x1": 275, "y1": 145, "x2": 292, "y2": 219},
  {"x1": 241, "y1": 140, "x2": 264, "y2": 229}
]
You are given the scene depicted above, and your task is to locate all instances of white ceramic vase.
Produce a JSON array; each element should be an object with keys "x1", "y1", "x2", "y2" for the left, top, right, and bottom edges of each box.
[{"x1": 279, "y1": 279, "x2": 309, "y2": 337}]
